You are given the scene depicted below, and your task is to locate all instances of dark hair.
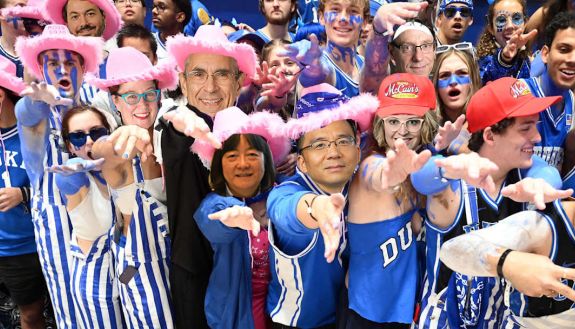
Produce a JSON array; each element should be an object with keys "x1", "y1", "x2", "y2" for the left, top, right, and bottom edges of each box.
[
  {"x1": 467, "y1": 117, "x2": 516, "y2": 152},
  {"x1": 209, "y1": 134, "x2": 276, "y2": 196},
  {"x1": 62, "y1": 3, "x2": 105, "y2": 22},
  {"x1": 545, "y1": 12, "x2": 575, "y2": 47},
  {"x1": 259, "y1": 0, "x2": 298, "y2": 23},
  {"x1": 117, "y1": 23, "x2": 158, "y2": 55},
  {"x1": 173, "y1": 0, "x2": 192, "y2": 28},
  {"x1": 294, "y1": 23, "x2": 327, "y2": 44},
  {"x1": 0, "y1": 87, "x2": 20, "y2": 106},
  {"x1": 541, "y1": 0, "x2": 571, "y2": 42},
  {"x1": 217, "y1": 20, "x2": 238, "y2": 31},
  {"x1": 261, "y1": 39, "x2": 292, "y2": 63},
  {"x1": 476, "y1": 0, "x2": 528, "y2": 58},
  {"x1": 61, "y1": 105, "x2": 112, "y2": 150}
]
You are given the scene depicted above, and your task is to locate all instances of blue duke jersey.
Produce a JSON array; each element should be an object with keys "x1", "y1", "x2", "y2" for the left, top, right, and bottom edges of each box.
[
  {"x1": 267, "y1": 171, "x2": 347, "y2": 328},
  {"x1": 347, "y1": 209, "x2": 419, "y2": 324},
  {"x1": 298, "y1": 0, "x2": 319, "y2": 25},
  {"x1": 254, "y1": 29, "x2": 295, "y2": 43},
  {"x1": 323, "y1": 51, "x2": 364, "y2": 98},
  {"x1": 522, "y1": 77, "x2": 574, "y2": 171},
  {"x1": 419, "y1": 170, "x2": 526, "y2": 329}
]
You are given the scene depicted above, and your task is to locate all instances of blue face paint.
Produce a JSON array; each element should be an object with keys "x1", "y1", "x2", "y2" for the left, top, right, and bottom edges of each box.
[
  {"x1": 327, "y1": 41, "x2": 355, "y2": 64},
  {"x1": 41, "y1": 50, "x2": 82, "y2": 99},
  {"x1": 438, "y1": 74, "x2": 470, "y2": 89},
  {"x1": 324, "y1": 11, "x2": 363, "y2": 27},
  {"x1": 42, "y1": 54, "x2": 53, "y2": 85},
  {"x1": 349, "y1": 14, "x2": 363, "y2": 27},
  {"x1": 324, "y1": 11, "x2": 338, "y2": 24},
  {"x1": 65, "y1": 50, "x2": 80, "y2": 100}
]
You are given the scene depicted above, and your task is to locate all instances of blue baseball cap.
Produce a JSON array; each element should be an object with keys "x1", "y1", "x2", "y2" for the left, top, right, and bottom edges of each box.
[{"x1": 227, "y1": 30, "x2": 266, "y2": 52}]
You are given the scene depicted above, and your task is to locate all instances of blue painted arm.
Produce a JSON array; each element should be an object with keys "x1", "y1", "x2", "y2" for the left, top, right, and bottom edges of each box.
[
  {"x1": 521, "y1": 155, "x2": 562, "y2": 189},
  {"x1": 411, "y1": 155, "x2": 459, "y2": 196},
  {"x1": 55, "y1": 171, "x2": 90, "y2": 197}
]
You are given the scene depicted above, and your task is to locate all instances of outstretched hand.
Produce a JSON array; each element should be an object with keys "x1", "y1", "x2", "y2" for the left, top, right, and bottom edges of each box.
[
  {"x1": 20, "y1": 82, "x2": 74, "y2": 107},
  {"x1": 46, "y1": 158, "x2": 105, "y2": 175},
  {"x1": 261, "y1": 70, "x2": 299, "y2": 99},
  {"x1": 163, "y1": 106, "x2": 221, "y2": 149},
  {"x1": 278, "y1": 34, "x2": 322, "y2": 67},
  {"x1": 208, "y1": 205, "x2": 261, "y2": 236},
  {"x1": 108, "y1": 125, "x2": 153, "y2": 162},
  {"x1": 373, "y1": 2, "x2": 428, "y2": 38},
  {"x1": 434, "y1": 115, "x2": 466, "y2": 151},
  {"x1": 501, "y1": 177, "x2": 573, "y2": 210},
  {"x1": 311, "y1": 193, "x2": 345, "y2": 263},
  {"x1": 380, "y1": 139, "x2": 432, "y2": 189},
  {"x1": 435, "y1": 152, "x2": 499, "y2": 194},
  {"x1": 501, "y1": 29, "x2": 538, "y2": 62}
]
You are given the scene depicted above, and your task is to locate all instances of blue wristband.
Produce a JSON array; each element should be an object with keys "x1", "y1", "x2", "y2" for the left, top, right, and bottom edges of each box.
[{"x1": 411, "y1": 155, "x2": 459, "y2": 195}]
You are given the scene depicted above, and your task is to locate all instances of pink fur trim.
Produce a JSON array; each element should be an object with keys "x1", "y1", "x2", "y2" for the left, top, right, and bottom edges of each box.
[
  {"x1": 166, "y1": 34, "x2": 258, "y2": 86},
  {"x1": 85, "y1": 62, "x2": 178, "y2": 91},
  {"x1": 0, "y1": 77, "x2": 26, "y2": 95},
  {"x1": 15, "y1": 35, "x2": 104, "y2": 80},
  {"x1": 284, "y1": 93, "x2": 379, "y2": 140},
  {"x1": 191, "y1": 111, "x2": 290, "y2": 168},
  {"x1": 0, "y1": 6, "x2": 45, "y2": 20}
]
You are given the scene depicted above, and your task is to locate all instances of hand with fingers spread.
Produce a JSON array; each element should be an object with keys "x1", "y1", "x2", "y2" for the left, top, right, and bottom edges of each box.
[
  {"x1": 261, "y1": 70, "x2": 299, "y2": 99},
  {"x1": 502, "y1": 250, "x2": 575, "y2": 301},
  {"x1": 163, "y1": 106, "x2": 222, "y2": 149},
  {"x1": 501, "y1": 29, "x2": 538, "y2": 63},
  {"x1": 435, "y1": 152, "x2": 499, "y2": 194},
  {"x1": 46, "y1": 158, "x2": 105, "y2": 175},
  {"x1": 372, "y1": 2, "x2": 428, "y2": 38},
  {"x1": 309, "y1": 193, "x2": 345, "y2": 263},
  {"x1": 108, "y1": 125, "x2": 153, "y2": 161},
  {"x1": 434, "y1": 115, "x2": 466, "y2": 151},
  {"x1": 381, "y1": 139, "x2": 432, "y2": 189},
  {"x1": 0, "y1": 188, "x2": 24, "y2": 212},
  {"x1": 208, "y1": 205, "x2": 261, "y2": 236},
  {"x1": 253, "y1": 61, "x2": 272, "y2": 88},
  {"x1": 501, "y1": 177, "x2": 573, "y2": 210},
  {"x1": 20, "y1": 82, "x2": 74, "y2": 107},
  {"x1": 278, "y1": 34, "x2": 323, "y2": 67}
]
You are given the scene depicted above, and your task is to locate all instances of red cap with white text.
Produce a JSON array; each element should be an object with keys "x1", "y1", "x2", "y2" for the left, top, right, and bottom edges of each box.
[{"x1": 377, "y1": 73, "x2": 436, "y2": 118}]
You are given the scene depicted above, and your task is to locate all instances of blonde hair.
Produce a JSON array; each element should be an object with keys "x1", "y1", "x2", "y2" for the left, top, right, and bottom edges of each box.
[
  {"x1": 431, "y1": 49, "x2": 481, "y2": 125},
  {"x1": 319, "y1": 0, "x2": 370, "y2": 19}
]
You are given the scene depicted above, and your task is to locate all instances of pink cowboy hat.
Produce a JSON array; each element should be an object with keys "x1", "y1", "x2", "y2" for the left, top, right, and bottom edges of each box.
[
  {"x1": 85, "y1": 47, "x2": 178, "y2": 91},
  {"x1": 15, "y1": 24, "x2": 104, "y2": 80},
  {"x1": 43, "y1": 0, "x2": 121, "y2": 40},
  {"x1": 0, "y1": 0, "x2": 49, "y2": 20},
  {"x1": 284, "y1": 83, "x2": 380, "y2": 140},
  {"x1": 166, "y1": 25, "x2": 258, "y2": 86},
  {"x1": 0, "y1": 57, "x2": 25, "y2": 95},
  {"x1": 191, "y1": 107, "x2": 290, "y2": 168}
]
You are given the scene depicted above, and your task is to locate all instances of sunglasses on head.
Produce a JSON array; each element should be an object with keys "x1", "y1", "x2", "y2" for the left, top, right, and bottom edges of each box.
[
  {"x1": 436, "y1": 42, "x2": 476, "y2": 58},
  {"x1": 68, "y1": 127, "x2": 109, "y2": 148},
  {"x1": 441, "y1": 6, "x2": 473, "y2": 19}
]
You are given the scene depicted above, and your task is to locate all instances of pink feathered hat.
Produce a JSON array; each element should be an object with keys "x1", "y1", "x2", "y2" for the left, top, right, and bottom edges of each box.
[
  {"x1": 284, "y1": 83, "x2": 380, "y2": 140},
  {"x1": 0, "y1": 57, "x2": 25, "y2": 95},
  {"x1": 191, "y1": 107, "x2": 290, "y2": 168},
  {"x1": 15, "y1": 24, "x2": 104, "y2": 80},
  {"x1": 166, "y1": 25, "x2": 257, "y2": 86},
  {"x1": 85, "y1": 47, "x2": 178, "y2": 91},
  {"x1": 43, "y1": 0, "x2": 121, "y2": 40},
  {"x1": 0, "y1": 0, "x2": 48, "y2": 20}
]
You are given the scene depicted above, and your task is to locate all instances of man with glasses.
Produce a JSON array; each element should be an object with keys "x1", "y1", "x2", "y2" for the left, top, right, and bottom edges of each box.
[
  {"x1": 114, "y1": 0, "x2": 145, "y2": 26},
  {"x1": 155, "y1": 24, "x2": 257, "y2": 329},
  {"x1": 435, "y1": 0, "x2": 473, "y2": 46},
  {"x1": 266, "y1": 83, "x2": 378, "y2": 328},
  {"x1": 152, "y1": 0, "x2": 190, "y2": 61}
]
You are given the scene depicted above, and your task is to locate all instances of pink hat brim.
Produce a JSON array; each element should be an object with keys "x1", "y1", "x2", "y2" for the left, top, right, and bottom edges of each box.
[
  {"x1": 166, "y1": 34, "x2": 257, "y2": 86},
  {"x1": 43, "y1": 0, "x2": 121, "y2": 40},
  {"x1": 285, "y1": 93, "x2": 380, "y2": 140},
  {"x1": 15, "y1": 34, "x2": 104, "y2": 80},
  {"x1": 85, "y1": 62, "x2": 178, "y2": 91},
  {"x1": 0, "y1": 76, "x2": 26, "y2": 95},
  {"x1": 0, "y1": 6, "x2": 46, "y2": 20},
  {"x1": 191, "y1": 111, "x2": 290, "y2": 168}
]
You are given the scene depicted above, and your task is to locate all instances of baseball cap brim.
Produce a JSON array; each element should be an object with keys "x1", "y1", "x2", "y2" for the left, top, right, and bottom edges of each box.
[{"x1": 377, "y1": 104, "x2": 431, "y2": 118}]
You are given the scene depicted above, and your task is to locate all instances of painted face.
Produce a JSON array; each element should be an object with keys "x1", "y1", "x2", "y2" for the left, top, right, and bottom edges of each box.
[
  {"x1": 391, "y1": 29, "x2": 435, "y2": 76},
  {"x1": 66, "y1": 0, "x2": 106, "y2": 37},
  {"x1": 262, "y1": 0, "x2": 295, "y2": 26},
  {"x1": 320, "y1": 0, "x2": 365, "y2": 48},
  {"x1": 40, "y1": 49, "x2": 84, "y2": 99},
  {"x1": 152, "y1": 0, "x2": 181, "y2": 31},
  {"x1": 298, "y1": 120, "x2": 360, "y2": 193},
  {"x1": 437, "y1": 54, "x2": 472, "y2": 116},
  {"x1": 180, "y1": 53, "x2": 243, "y2": 117},
  {"x1": 121, "y1": 37, "x2": 157, "y2": 65},
  {"x1": 0, "y1": 0, "x2": 28, "y2": 37},
  {"x1": 222, "y1": 135, "x2": 265, "y2": 198},
  {"x1": 114, "y1": 0, "x2": 146, "y2": 26},
  {"x1": 436, "y1": 4, "x2": 473, "y2": 44},
  {"x1": 66, "y1": 110, "x2": 107, "y2": 160},
  {"x1": 490, "y1": 0, "x2": 525, "y2": 47},
  {"x1": 112, "y1": 80, "x2": 159, "y2": 129},
  {"x1": 266, "y1": 46, "x2": 300, "y2": 76},
  {"x1": 382, "y1": 114, "x2": 424, "y2": 150},
  {"x1": 491, "y1": 115, "x2": 541, "y2": 170},
  {"x1": 541, "y1": 27, "x2": 575, "y2": 90}
]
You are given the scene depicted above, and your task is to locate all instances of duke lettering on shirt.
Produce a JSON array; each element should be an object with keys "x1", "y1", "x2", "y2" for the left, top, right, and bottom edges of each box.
[{"x1": 380, "y1": 221, "x2": 413, "y2": 267}]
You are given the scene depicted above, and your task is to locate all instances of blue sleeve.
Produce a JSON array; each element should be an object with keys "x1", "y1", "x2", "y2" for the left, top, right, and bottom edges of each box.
[
  {"x1": 194, "y1": 193, "x2": 246, "y2": 244},
  {"x1": 479, "y1": 49, "x2": 530, "y2": 85},
  {"x1": 520, "y1": 155, "x2": 562, "y2": 189},
  {"x1": 267, "y1": 181, "x2": 315, "y2": 237},
  {"x1": 15, "y1": 96, "x2": 51, "y2": 127}
]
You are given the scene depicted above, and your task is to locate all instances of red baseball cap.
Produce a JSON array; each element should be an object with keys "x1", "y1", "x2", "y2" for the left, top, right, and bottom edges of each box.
[
  {"x1": 377, "y1": 73, "x2": 436, "y2": 118},
  {"x1": 467, "y1": 77, "x2": 562, "y2": 133}
]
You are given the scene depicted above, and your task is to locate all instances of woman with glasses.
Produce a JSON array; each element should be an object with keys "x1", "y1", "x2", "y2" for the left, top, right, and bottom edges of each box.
[
  {"x1": 477, "y1": 0, "x2": 534, "y2": 84},
  {"x1": 346, "y1": 73, "x2": 437, "y2": 328},
  {"x1": 192, "y1": 107, "x2": 289, "y2": 329},
  {"x1": 87, "y1": 46, "x2": 178, "y2": 329},
  {"x1": 48, "y1": 105, "x2": 123, "y2": 329}
]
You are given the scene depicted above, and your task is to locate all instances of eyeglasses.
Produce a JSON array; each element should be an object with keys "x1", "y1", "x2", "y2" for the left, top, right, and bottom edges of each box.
[
  {"x1": 383, "y1": 117, "x2": 424, "y2": 133},
  {"x1": 440, "y1": 6, "x2": 473, "y2": 19},
  {"x1": 115, "y1": 0, "x2": 142, "y2": 6},
  {"x1": 436, "y1": 42, "x2": 476, "y2": 59},
  {"x1": 185, "y1": 69, "x2": 239, "y2": 85},
  {"x1": 68, "y1": 127, "x2": 109, "y2": 148},
  {"x1": 391, "y1": 42, "x2": 435, "y2": 55},
  {"x1": 494, "y1": 12, "x2": 525, "y2": 28},
  {"x1": 299, "y1": 136, "x2": 356, "y2": 153},
  {"x1": 116, "y1": 89, "x2": 160, "y2": 105}
]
